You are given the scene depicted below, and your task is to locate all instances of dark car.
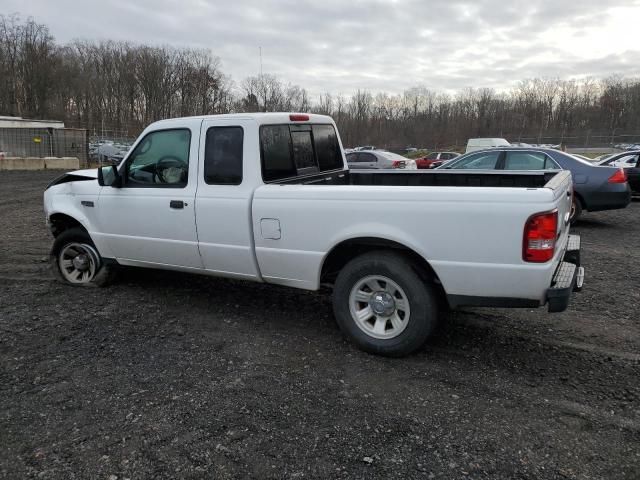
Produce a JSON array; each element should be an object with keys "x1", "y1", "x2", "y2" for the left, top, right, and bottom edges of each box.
[
  {"x1": 598, "y1": 151, "x2": 640, "y2": 195},
  {"x1": 414, "y1": 151, "x2": 460, "y2": 169},
  {"x1": 439, "y1": 148, "x2": 631, "y2": 222}
]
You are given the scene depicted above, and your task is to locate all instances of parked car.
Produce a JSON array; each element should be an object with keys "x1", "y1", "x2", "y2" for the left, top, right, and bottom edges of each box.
[
  {"x1": 439, "y1": 147, "x2": 631, "y2": 222},
  {"x1": 598, "y1": 151, "x2": 640, "y2": 195},
  {"x1": 465, "y1": 138, "x2": 510, "y2": 153},
  {"x1": 44, "y1": 113, "x2": 583, "y2": 357},
  {"x1": 597, "y1": 151, "x2": 640, "y2": 168},
  {"x1": 346, "y1": 150, "x2": 417, "y2": 169},
  {"x1": 593, "y1": 153, "x2": 615, "y2": 162},
  {"x1": 414, "y1": 151, "x2": 460, "y2": 169}
]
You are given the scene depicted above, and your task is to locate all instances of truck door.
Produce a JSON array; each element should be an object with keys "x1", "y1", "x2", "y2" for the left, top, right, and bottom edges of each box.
[
  {"x1": 194, "y1": 119, "x2": 261, "y2": 280},
  {"x1": 96, "y1": 125, "x2": 202, "y2": 269}
]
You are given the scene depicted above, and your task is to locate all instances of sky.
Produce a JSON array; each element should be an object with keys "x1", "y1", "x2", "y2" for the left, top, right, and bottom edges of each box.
[{"x1": 4, "y1": 0, "x2": 640, "y2": 97}]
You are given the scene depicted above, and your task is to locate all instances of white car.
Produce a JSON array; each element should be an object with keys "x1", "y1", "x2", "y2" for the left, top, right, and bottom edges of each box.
[
  {"x1": 44, "y1": 113, "x2": 583, "y2": 356},
  {"x1": 346, "y1": 150, "x2": 417, "y2": 169},
  {"x1": 465, "y1": 138, "x2": 511, "y2": 153}
]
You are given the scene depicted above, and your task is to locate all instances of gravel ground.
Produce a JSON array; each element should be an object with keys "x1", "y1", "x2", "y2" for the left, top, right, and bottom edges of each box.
[{"x1": 1, "y1": 170, "x2": 639, "y2": 480}]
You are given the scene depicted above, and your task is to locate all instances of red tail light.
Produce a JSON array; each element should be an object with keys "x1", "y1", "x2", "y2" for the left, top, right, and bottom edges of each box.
[
  {"x1": 523, "y1": 210, "x2": 558, "y2": 263},
  {"x1": 391, "y1": 160, "x2": 405, "y2": 168},
  {"x1": 608, "y1": 168, "x2": 627, "y2": 183},
  {"x1": 289, "y1": 114, "x2": 309, "y2": 121}
]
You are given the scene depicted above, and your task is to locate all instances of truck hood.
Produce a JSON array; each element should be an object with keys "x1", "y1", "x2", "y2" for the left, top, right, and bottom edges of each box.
[
  {"x1": 67, "y1": 168, "x2": 98, "y2": 178},
  {"x1": 46, "y1": 168, "x2": 98, "y2": 189}
]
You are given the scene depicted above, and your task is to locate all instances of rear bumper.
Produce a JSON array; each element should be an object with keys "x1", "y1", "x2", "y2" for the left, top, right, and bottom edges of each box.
[
  {"x1": 545, "y1": 234, "x2": 584, "y2": 312},
  {"x1": 584, "y1": 186, "x2": 631, "y2": 212},
  {"x1": 446, "y1": 234, "x2": 584, "y2": 312}
]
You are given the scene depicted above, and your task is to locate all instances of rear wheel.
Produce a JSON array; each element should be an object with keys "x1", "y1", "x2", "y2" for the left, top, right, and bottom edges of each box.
[
  {"x1": 332, "y1": 251, "x2": 438, "y2": 357},
  {"x1": 51, "y1": 228, "x2": 117, "y2": 287},
  {"x1": 570, "y1": 196, "x2": 583, "y2": 224}
]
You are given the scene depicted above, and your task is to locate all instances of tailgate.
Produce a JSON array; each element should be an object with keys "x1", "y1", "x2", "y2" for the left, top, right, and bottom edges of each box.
[{"x1": 545, "y1": 170, "x2": 573, "y2": 262}]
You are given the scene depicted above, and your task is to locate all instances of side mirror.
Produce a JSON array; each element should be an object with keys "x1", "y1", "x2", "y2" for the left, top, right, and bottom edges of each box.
[{"x1": 97, "y1": 165, "x2": 121, "y2": 187}]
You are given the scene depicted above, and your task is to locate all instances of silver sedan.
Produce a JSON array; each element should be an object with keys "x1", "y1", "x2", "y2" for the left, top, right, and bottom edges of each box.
[{"x1": 346, "y1": 150, "x2": 417, "y2": 169}]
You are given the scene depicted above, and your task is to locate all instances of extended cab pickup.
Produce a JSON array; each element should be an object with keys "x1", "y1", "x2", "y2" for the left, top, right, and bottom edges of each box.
[{"x1": 44, "y1": 113, "x2": 584, "y2": 356}]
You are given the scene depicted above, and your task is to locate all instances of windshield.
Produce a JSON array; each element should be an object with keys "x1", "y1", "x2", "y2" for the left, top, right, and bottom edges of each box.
[{"x1": 565, "y1": 153, "x2": 595, "y2": 166}]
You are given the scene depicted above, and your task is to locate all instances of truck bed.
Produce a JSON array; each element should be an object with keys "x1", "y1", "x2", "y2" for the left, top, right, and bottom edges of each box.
[{"x1": 276, "y1": 169, "x2": 559, "y2": 188}]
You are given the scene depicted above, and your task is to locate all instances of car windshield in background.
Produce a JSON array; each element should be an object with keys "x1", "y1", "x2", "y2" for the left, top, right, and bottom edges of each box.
[{"x1": 379, "y1": 151, "x2": 407, "y2": 161}]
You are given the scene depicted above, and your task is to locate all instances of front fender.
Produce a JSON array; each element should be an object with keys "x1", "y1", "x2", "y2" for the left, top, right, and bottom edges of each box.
[{"x1": 45, "y1": 182, "x2": 115, "y2": 259}]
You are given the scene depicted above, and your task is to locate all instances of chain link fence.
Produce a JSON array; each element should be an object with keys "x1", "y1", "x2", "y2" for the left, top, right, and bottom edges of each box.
[{"x1": 0, "y1": 127, "x2": 88, "y2": 166}]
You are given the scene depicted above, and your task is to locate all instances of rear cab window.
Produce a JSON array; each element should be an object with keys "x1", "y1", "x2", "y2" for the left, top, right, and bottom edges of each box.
[{"x1": 260, "y1": 123, "x2": 344, "y2": 181}]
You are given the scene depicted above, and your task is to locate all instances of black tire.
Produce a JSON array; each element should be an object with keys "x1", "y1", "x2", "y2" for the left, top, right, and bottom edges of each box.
[
  {"x1": 570, "y1": 196, "x2": 583, "y2": 224},
  {"x1": 50, "y1": 227, "x2": 117, "y2": 287},
  {"x1": 332, "y1": 250, "x2": 438, "y2": 357}
]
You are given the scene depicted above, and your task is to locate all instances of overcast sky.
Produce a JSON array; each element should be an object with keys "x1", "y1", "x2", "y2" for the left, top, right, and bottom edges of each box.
[{"x1": 5, "y1": 0, "x2": 640, "y2": 97}]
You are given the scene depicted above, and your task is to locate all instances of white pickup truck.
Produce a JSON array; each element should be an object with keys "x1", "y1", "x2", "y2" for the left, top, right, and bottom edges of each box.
[{"x1": 43, "y1": 113, "x2": 584, "y2": 356}]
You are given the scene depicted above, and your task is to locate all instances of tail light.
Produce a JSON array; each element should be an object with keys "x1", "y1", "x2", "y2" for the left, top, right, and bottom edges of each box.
[
  {"x1": 608, "y1": 168, "x2": 627, "y2": 183},
  {"x1": 391, "y1": 161, "x2": 405, "y2": 168},
  {"x1": 523, "y1": 210, "x2": 558, "y2": 263}
]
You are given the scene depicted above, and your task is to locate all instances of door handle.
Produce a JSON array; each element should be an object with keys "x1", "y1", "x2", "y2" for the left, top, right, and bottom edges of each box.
[{"x1": 169, "y1": 200, "x2": 184, "y2": 209}]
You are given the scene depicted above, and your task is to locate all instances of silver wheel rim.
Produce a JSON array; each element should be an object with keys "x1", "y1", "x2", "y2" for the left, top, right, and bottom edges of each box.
[
  {"x1": 348, "y1": 275, "x2": 411, "y2": 340},
  {"x1": 58, "y1": 243, "x2": 100, "y2": 284}
]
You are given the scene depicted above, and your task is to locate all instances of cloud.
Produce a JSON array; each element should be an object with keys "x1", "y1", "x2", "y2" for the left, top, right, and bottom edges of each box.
[{"x1": 4, "y1": 0, "x2": 640, "y2": 97}]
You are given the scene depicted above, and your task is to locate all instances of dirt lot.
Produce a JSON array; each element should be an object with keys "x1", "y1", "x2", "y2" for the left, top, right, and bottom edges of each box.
[{"x1": 1, "y1": 170, "x2": 639, "y2": 479}]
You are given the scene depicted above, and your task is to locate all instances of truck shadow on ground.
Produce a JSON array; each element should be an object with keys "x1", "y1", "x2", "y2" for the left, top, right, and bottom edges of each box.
[
  {"x1": 573, "y1": 217, "x2": 616, "y2": 229},
  {"x1": 110, "y1": 265, "x2": 633, "y2": 395}
]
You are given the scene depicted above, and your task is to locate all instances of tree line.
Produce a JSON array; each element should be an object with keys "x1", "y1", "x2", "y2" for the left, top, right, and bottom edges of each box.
[{"x1": 2, "y1": 14, "x2": 640, "y2": 149}]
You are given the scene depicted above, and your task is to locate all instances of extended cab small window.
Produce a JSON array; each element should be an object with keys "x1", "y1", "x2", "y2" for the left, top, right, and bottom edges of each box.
[
  {"x1": 260, "y1": 123, "x2": 344, "y2": 181},
  {"x1": 204, "y1": 126, "x2": 243, "y2": 185},
  {"x1": 125, "y1": 129, "x2": 191, "y2": 187}
]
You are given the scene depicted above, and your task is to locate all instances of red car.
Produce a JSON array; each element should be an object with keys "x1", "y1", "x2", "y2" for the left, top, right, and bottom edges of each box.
[{"x1": 414, "y1": 151, "x2": 460, "y2": 169}]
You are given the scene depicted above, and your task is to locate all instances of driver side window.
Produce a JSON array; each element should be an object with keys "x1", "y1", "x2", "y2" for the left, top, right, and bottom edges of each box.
[{"x1": 125, "y1": 129, "x2": 191, "y2": 187}]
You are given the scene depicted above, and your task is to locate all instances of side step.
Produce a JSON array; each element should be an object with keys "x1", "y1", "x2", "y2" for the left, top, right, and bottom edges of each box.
[
  {"x1": 547, "y1": 261, "x2": 578, "y2": 313},
  {"x1": 564, "y1": 234, "x2": 581, "y2": 266}
]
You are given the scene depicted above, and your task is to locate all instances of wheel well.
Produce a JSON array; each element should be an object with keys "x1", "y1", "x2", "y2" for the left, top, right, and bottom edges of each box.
[
  {"x1": 574, "y1": 191, "x2": 586, "y2": 209},
  {"x1": 49, "y1": 214, "x2": 86, "y2": 237},
  {"x1": 321, "y1": 237, "x2": 443, "y2": 288}
]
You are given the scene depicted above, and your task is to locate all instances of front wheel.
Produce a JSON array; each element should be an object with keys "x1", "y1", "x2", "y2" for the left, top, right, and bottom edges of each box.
[
  {"x1": 332, "y1": 251, "x2": 438, "y2": 357},
  {"x1": 50, "y1": 228, "x2": 117, "y2": 287}
]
